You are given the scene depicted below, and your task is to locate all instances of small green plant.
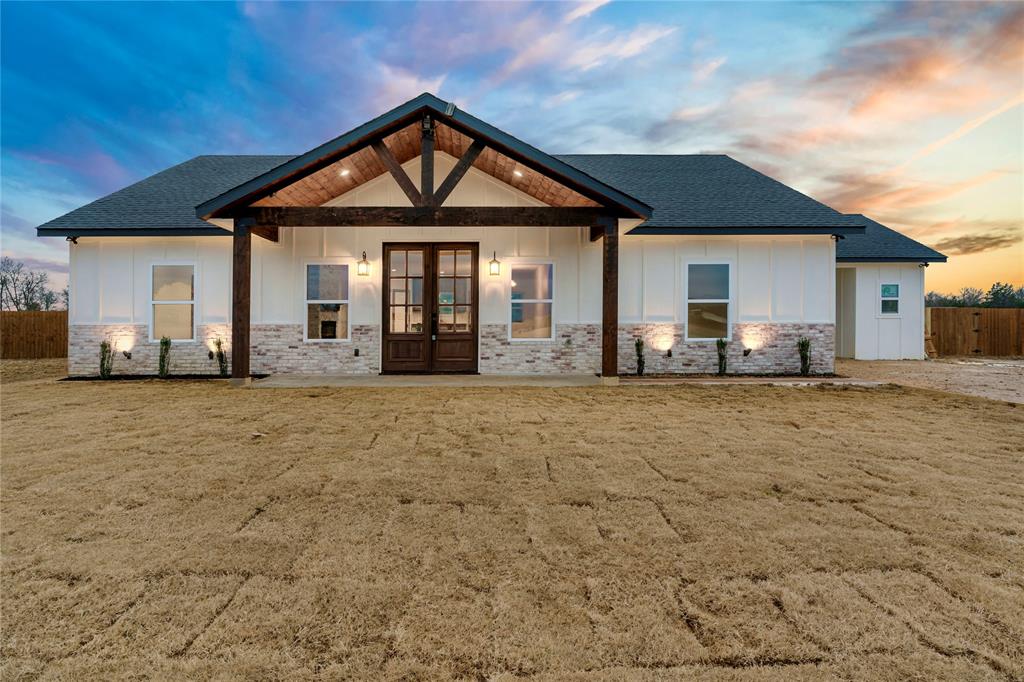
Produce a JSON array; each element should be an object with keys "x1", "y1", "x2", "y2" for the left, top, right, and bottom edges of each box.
[
  {"x1": 214, "y1": 338, "x2": 228, "y2": 377},
  {"x1": 634, "y1": 338, "x2": 645, "y2": 376},
  {"x1": 99, "y1": 340, "x2": 114, "y2": 379},
  {"x1": 797, "y1": 337, "x2": 811, "y2": 376},
  {"x1": 158, "y1": 336, "x2": 172, "y2": 378},
  {"x1": 716, "y1": 338, "x2": 728, "y2": 375}
]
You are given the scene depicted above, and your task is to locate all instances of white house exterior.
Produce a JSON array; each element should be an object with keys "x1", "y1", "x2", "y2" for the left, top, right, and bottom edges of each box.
[{"x1": 39, "y1": 94, "x2": 945, "y2": 378}]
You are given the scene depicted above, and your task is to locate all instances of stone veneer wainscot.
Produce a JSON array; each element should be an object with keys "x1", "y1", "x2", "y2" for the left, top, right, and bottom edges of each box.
[{"x1": 69, "y1": 322, "x2": 833, "y2": 376}]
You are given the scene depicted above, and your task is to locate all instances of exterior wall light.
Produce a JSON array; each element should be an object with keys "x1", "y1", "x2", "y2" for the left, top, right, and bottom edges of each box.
[
  {"x1": 489, "y1": 251, "x2": 501, "y2": 276},
  {"x1": 122, "y1": 350, "x2": 132, "y2": 360},
  {"x1": 357, "y1": 251, "x2": 370, "y2": 277},
  {"x1": 665, "y1": 348, "x2": 672, "y2": 358},
  {"x1": 743, "y1": 347, "x2": 752, "y2": 357}
]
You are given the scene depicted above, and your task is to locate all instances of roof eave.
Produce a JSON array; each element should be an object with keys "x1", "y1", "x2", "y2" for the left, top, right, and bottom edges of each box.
[
  {"x1": 837, "y1": 256, "x2": 948, "y2": 263},
  {"x1": 627, "y1": 225, "x2": 866, "y2": 236},
  {"x1": 37, "y1": 226, "x2": 231, "y2": 238}
]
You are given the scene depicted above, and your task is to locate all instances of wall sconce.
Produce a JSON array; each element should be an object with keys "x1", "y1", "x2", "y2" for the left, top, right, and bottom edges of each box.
[
  {"x1": 488, "y1": 251, "x2": 501, "y2": 276},
  {"x1": 665, "y1": 348, "x2": 672, "y2": 358},
  {"x1": 357, "y1": 251, "x2": 370, "y2": 277},
  {"x1": 743, "y1": 347, "x2": 752, "y2": 357},
  {"x1": 122, "y1": 350, "x2": 132, "y2": 360}
]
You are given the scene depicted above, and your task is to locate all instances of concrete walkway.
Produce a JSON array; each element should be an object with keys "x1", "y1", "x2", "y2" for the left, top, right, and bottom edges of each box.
[{"x1": 252, "y1": 374, "x2": 602, "y2": 388}]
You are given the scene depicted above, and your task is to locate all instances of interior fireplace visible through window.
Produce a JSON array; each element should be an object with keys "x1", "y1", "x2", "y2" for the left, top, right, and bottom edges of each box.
[{"x1": 306, "y1": 263, "x2": 349, "y2": 340}]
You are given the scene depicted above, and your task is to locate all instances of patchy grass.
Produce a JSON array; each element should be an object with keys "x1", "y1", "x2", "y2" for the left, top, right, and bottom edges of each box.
[{"x1": 2, "y1": 361, "x2": 1022, "y2": 680}]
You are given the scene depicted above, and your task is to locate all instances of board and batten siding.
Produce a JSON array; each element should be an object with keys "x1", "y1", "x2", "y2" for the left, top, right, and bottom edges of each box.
[
  {"x1": 836, "y1": 263, "x2": 925, "y2": 360},
  {"x1": 67, "y1": 151, "x2": 837, "y2": 363}
]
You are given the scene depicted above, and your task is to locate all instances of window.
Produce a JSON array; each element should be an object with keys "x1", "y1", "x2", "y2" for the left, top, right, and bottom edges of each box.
[
  {"x1": 437, "y1": 248, "x2": 473, "y2": 333},
  {"x1": 306, "y1": 263, "x2": 349, "y2": 340},
  {"x1": 388, "y1": 249, "x2": 424, "y2": 334},
  {"x1": 151, "y1": 264, "x2": 194, "y2": 341},
  {"x1": 510, "y1": 263, "x2": 553, "y2": 339},
  {"x1": 687, "y1": 263, "x2": 730, "y2": 340},
  {"x1": 880, "y1": 283, "x2": 899, "y2": 315}
]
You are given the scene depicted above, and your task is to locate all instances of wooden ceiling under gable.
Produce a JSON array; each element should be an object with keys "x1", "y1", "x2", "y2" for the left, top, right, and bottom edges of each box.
[{"x1": 253, "y1": 122, "x2": 599, "y2": 208}]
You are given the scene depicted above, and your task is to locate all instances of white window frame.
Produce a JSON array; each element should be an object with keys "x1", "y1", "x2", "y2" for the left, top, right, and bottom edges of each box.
[
  {"x1": 685, "y1": 260, "x2": 733, "y2": 342},
  {"x1": 303, "y1": 259, "x2": 352, "y2": 343},
  {"x1": 879, "y1": 282, "x2": 900, "y2": 317},
  {"x1": 508, "y1": 259, "x2": 555, "y2": 342},
  {"x1": 149, "y1": 261, "x2": 197, "y2": 343}
]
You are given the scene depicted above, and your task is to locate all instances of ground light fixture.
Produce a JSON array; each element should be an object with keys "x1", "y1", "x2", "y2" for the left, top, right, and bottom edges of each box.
[
  {"x1": 357, "y1": 251, "x2": 370, "y2": 276},
  {"x1": 489, "y1": 251, "x2": 501, "y2": 276}
]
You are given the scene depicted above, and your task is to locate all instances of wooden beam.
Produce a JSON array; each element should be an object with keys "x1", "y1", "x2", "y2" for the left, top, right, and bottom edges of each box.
[
  {"x1": 434, "y1": 140, "x2": 485, "y2": 206},
  {"x1": 589, "y1": 224, "x2": 605, "y2": 242},
  {"x1": 239, "y1": 206, "x2": 608, "y2": 227},
  {"x1": 371, "y1": 140, "x2": 422, "y2": 206},
  {"x1": 251, "y1": 225, "x2": 279, "y2": 242},
  {"x1": 421, "y1": 115, "x2": 435, "y2": 205},
  {"x1": 232, "y1": 220, "x2": 252, "y2": 381},
  {"x1": 600, "y1": 216, "x2": 618, "y2": 378}
]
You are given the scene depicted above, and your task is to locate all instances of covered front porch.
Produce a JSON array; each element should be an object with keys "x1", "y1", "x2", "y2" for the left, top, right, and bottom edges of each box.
[{"x1": 194, "y1": 94, "x2": 651, "y2": 382}]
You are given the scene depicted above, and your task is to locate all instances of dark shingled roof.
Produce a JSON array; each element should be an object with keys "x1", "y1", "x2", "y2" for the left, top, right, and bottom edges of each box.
[
  {"x1": 558, "y1": 154, "x2": 865, "y2": 233},
  {"x1": 836, "y1": 214, "x2": 946, "y2": 262},
  {"x1": 37, "y1": 155, "x2": 293, "y2": 236},
  {"x1": 36, "y1": 153, "x2": 939, "y2": 260}
]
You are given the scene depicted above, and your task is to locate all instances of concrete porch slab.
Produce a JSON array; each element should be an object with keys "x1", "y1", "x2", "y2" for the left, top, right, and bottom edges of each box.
[{"x1": 251, "y1": 374, "x2": 602, "y2": 388}]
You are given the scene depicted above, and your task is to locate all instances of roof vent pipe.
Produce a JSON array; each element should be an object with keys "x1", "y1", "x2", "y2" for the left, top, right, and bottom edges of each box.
[{"x1": 444, "y1": 101, "x2": 456, "y2": 116}]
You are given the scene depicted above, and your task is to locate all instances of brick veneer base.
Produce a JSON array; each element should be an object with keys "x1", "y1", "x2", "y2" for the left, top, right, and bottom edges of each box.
[{"x1": 69, "y1": 322, "x2": 833, "y2": 377}]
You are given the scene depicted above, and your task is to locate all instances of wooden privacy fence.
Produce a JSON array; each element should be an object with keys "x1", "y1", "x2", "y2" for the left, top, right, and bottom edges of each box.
[
  {"x1": 1, "y1": 311, "x2": 68, "y2": 359},
  {"x1": 927, "y1": 307, "x2": 1024, "y2": 357}
]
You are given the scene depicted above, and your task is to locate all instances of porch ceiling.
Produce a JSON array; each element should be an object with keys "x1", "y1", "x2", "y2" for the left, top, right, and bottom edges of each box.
[{"x1": 252, "y1": 122, "x2": 600, "y2": 209}]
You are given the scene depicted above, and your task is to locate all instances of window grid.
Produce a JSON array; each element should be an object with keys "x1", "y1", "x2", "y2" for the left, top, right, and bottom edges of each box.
[{"x1": 880, "y1": 283, "x2": 900, "y2": 315}]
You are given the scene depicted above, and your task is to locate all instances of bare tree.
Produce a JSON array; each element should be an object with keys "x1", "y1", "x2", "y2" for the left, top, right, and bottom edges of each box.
[{"x1": 0, "y1": 256, "x2": 64, "y2": 311}]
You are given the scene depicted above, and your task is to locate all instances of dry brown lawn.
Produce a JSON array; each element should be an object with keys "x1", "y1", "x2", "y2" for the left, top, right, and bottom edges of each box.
[{"x1": 2, "y1": 360, "x2": 1022, "y2": 680}]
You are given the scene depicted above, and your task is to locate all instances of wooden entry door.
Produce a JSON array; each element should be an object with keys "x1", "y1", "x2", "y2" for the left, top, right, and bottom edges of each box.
[{"x1": 381, "y1": 243, "x2": 478, "y2": 373}]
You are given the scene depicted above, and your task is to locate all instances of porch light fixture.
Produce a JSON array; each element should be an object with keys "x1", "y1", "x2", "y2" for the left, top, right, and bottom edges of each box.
[
  {"x1": 357, "y1": 251, "x2": 370, "y2": 277},
  {"x1": 488, "y1": 251, "x2": 501, "y2": 276}
]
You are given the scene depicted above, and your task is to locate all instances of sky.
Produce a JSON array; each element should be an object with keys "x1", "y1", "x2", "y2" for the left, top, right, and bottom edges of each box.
[{"x1": 1, "y1": 0, "x2": 1021, "y2": 295}]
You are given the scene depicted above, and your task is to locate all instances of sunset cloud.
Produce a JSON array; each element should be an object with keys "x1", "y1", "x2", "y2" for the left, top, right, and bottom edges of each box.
[{"x1": 933, "y1": 230, "x2": 1023, "y2": 256}]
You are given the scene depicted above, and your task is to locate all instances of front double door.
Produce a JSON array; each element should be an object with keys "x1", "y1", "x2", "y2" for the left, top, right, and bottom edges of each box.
[{"x1": 381, "y1": 243, "x2": 479, "y2": 373}]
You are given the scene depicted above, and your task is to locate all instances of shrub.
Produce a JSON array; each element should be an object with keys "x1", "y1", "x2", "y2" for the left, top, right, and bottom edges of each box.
[
  {"x1": 634, "y1": 338, "x2": 645, "y2": 376},
  {"x1": 99, "y1": 340, "x2": 113, "y2": 379},
  {"x1": 158, "y1": 337, "x2": 171, "y2": 378},
  {"x1": 214, "y1": 338, "x2": 228, "y2": 377},
  {"x1": 716, "y1": 338, "x2": 728, "y2": 375},
  {"x1": 797, "y1": 337, "x2": 811, "y2": 376}
]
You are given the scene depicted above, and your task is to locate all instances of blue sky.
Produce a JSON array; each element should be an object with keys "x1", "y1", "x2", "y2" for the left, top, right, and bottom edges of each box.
[{"x1": 2, "y1": 1, "x2": 1021, "y2": 293}]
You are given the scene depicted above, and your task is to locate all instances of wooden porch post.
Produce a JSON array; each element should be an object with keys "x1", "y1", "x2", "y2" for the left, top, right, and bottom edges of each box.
[
  {"x1": 600, "y1": 216, "x2": 618, "y2": 381},
  {"x1": 231, "y1": 218, "x2": 252, "y2": 382}
]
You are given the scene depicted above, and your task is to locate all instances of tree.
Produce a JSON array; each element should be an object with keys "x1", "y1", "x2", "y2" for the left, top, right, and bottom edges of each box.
[
  {"x1": 0, "y1": 256, "x2": 65, "y2": 311},
  {"x1": 984, "y1": 282, "x2": 1023, "y2": 308},
  {"x1": 925, "y1": 291, "x2": 959, "y2": 307},
  {"x1": 958, "y1": 287, "x2": 984, "y2": 307}
]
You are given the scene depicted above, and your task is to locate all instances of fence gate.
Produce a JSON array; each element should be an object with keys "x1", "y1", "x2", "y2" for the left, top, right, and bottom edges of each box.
[{"x1": 928, "y1": 307, "x2": 1024, "y2": 357}]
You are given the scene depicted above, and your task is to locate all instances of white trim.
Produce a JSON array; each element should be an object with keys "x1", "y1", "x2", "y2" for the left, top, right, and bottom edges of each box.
[
  {"x1": 148, "y1": 261, "x2": 197, "y2": 343},
  {"x1": 508, "y1": 259, "x2": 555, "y2": 342},
  {"x1": 302, "y1": 259, "x2": 353, "y2": 342},
  {"x1": 683, "y1": 259, "x2": 734, "y2": 342}
]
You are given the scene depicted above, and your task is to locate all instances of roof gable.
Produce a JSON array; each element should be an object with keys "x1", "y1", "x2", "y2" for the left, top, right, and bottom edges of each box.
[
  {"x1": 836, "y1": 214, "x2": 946, "y2": 262},
  {"x1": 196, "y1": 93, "x2": 651, "y2": 219}
]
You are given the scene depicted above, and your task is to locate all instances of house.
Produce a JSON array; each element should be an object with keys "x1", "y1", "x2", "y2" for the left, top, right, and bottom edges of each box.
[{"x1": 36, "y1": 93, "x2": 945, "y2": 380}]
